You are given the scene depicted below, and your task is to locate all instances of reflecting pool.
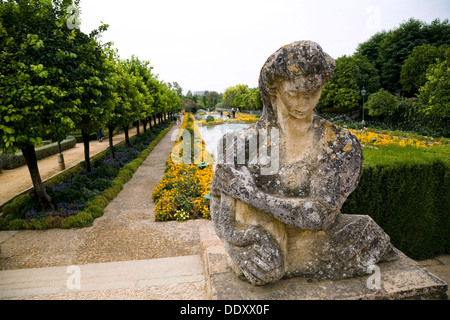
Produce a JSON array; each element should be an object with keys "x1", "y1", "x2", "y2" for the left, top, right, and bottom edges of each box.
[{"x1": 197, "y1": 122, "x2": 252, "y2": 161}]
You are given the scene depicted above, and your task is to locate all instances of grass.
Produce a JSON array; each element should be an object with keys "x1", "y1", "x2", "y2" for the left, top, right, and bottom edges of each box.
[{"x1": 362, "y1": 144, "x2": 450, "y2": 168}]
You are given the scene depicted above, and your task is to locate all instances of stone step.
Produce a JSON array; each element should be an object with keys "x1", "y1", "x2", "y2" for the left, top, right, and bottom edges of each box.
[{"x1": 0, "y1": 255, "x2": 205, "y2": 300}]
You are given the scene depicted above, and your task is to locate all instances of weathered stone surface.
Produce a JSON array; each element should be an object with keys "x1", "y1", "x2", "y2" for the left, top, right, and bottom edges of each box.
[
  {"x1": 199, "y1": 225, "x2": 448, "y2": 300},
  {"x1": 210, "y1": 41, "x2": 398, "y2": 286}
]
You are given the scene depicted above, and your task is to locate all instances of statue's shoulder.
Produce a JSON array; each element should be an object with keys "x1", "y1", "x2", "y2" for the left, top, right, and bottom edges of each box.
[{"x1": 314, "y1": 115, "x2": 361, "y2": 154}]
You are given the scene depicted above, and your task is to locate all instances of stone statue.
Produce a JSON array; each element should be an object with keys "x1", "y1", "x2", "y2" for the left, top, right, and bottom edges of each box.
[{"x1": 210, "y1": 41, "x2": 398, "y2": 286}]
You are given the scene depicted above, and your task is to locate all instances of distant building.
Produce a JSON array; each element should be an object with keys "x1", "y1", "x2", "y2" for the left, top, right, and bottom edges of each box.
[{"x1": 194, "y1": 91, "x2": 208, "y2": 96}]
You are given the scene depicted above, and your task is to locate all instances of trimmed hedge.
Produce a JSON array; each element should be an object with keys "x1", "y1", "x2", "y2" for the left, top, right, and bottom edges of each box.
[
  {"x1": 0, "y1": 121, "x2": 173, "y2": 230},
  {"x1": 0, "y1": 136, "x2": 77, "y2": 170},
  {"x1": 342, "y1": 145, "x2": 450, "y2": 260}
]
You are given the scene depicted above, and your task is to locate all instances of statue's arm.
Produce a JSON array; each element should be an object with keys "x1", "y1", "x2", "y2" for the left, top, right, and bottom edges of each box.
[
  {"x1": 210, "y1": 190, "x2": 286, "y2": 285},
  {"x1": 310, "y1": 133, "x2": 363, "y2": 211},
  {"x1": 212, "y1": 131, "x2": 362, "y2": 231},
  {"x1": 210, "y1": 190, "x2": 261, "y2": 246},
  {"x1": 212, "y1": 165, "x2": 337, "y2": 231}
]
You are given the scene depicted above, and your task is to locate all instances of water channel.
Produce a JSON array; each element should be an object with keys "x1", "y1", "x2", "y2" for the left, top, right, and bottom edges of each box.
[{"x1": 197, "y1": 122, "x2": 252, "y2": 161}]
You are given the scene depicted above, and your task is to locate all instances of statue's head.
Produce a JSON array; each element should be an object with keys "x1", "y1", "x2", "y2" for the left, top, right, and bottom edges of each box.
[{"x1": 258, "y1": 41, "x2": 336, "y2": 126}]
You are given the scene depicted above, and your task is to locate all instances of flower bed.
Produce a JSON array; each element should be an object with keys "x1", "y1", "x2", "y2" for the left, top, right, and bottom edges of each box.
[
  {"x1": 0, "y1": 120, "x2": 173, "y2": 230},
  {"x1": 197, "y1": 112, "x2": 260, "y2": 126},
  {"x1": 349, "y1": 128, "x2": 448, "y2": 148},
  {"x1": 152, "y1": 113, "x2": 214, "y2": 221}
]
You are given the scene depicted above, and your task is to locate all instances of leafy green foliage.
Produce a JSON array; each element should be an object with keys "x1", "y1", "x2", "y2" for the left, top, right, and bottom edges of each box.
[
  {"x1": 0, "y1": 0, "x2": 182, "y2": 209},
  {"x1": 357, "y1": 18, "x2": 450, "y2": 94},
  {"x1": 318, "y1": 54, "x2": 379, "y2": 112},
  {"x1": 222, "y1": 85, "x2": 262, "y2": 110},
  {"x1": 400, "y1": 44, "x2": 449, "y2": 96},
  {"x1": 0, "y1": 0, "x2": 76, "y2": 152},
  {"x1": 365, "y1": 89, "x2": 398, "y2": 118},
  {"x1": 417, "y1": 53, "x2": 450, "y2": 119}
]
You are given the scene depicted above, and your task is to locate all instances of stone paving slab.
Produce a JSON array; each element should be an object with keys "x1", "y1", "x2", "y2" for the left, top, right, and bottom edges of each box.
[{"x1": 0, "y1": 255, "x2": 206, "y2": 300}]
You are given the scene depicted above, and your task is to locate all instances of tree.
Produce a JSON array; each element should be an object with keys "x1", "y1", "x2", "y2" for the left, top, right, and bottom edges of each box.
[
  {"x1": 65, "y1": 24, "x2": 113, "y2": 173},
  {"x1": 223, "y1": 84, "x2": 250, "y2": 109},
  {"x1": 365, "y1": 89, "x2": 398, "y2": 125},
  {"x1": 182, "y1": 97, "x2": 202, "y2": 114},
  {"x1": 246, "y1": 88, "x2": 263, "y2": 110},
  {"x1": 377, "y1": 18, "x2": 427, "y2": 93},
  {"x1": 417, "y1": 56, "x2": 450, "y2": 120},
  {"x1": 357, "y1": 18, "x2": 450, "y2": 94},
  {"x1": 202, "y1": 95, "x2": 207, "y2": 108},
  {"x1": 356, "y1": 31, "x2": 389, "y2": 71},
  {"x1": 110, "y1": 59, "x2": 141, "y2": 147},
  {"x1": 0, "y1": 0, "x2": 87, "y2": 211},
  {"x1": 317, "y1": 54, "x2": 379, "y2": 113},
  {"x1": 204, "y1": 91, "x2": 221, "y2": 109},
  {"x1": 124, "y1": 56, "x2": 154, "y2": 137},
  {"x1": 400, "y1": 44, "x2": 449, "y2": 96},
  {"x1": 171, "y1": 81, "x2": 183, "y2": 99}
]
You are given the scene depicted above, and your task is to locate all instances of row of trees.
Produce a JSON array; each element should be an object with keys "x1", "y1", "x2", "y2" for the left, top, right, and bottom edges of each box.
[
  {"x1": 219, "y1": 84, "x2": 262, "y2": 110},
  {"x1": 317, "y1": 18, "x2": 449, "y2": 136},
  {"x1": 181, "y1": 90, "x2": 222, "y2": 113},
  {"x1": 0, "y1": 0, "x2": 182, "y2": 211},
  {"x1": 181, "y1": 85, "x2": 263, "y2": 113}
]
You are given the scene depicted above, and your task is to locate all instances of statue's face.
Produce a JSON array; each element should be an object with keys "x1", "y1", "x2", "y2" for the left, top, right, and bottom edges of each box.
[{"x1": 276, "y1": 78, "x2": 322, "y2": 120}]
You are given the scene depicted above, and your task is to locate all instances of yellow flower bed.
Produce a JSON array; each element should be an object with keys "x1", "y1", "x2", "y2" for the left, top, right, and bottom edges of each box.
[
  {"x1": 198, "y1": 112, "x2": 260, "y2": 125},
  {"x1": 152, "y1": 113, "x2": 214, "y2": 221},
  {"x1": 349, "y1": 128, "x2": 446, "y2": 148}
]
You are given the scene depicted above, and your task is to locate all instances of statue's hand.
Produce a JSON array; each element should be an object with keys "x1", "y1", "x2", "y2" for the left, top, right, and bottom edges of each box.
[{"x1": 226, "y1": 225, "x2": 285, "y2": 286}]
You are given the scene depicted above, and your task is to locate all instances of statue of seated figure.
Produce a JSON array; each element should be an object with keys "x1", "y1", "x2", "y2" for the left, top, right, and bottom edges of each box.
[{"x1": 210, "y1": 41, "x2": 398, "y2": 286}]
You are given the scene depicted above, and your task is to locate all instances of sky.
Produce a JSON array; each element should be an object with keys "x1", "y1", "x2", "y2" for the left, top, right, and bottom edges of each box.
[{"x1": 78, "y1": 0, "x2": 450, "y2": 94}]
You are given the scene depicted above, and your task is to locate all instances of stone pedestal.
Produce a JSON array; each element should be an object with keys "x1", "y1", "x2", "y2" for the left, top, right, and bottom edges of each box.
[{"x1": 200, "y1": 225, "x2": 448, "y2": 300}]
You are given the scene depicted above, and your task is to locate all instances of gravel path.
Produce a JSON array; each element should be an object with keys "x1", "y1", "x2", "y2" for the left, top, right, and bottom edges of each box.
[{"x1": 0, "y1": 123, "x2": 212, "y2": 299}]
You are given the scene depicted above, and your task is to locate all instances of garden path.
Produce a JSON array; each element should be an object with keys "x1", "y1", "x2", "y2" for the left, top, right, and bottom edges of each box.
[
  {"x1": 0, "y1": 122, "x2": 155, "y2": 206},
  {"x1": 0, "y1": 122, "x2": 212, "y2": 299}
]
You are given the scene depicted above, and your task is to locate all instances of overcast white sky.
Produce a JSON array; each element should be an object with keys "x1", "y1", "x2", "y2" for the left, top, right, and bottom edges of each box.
[{"x1": 78, "y1": 0, "x2": 450, "y2": 94}]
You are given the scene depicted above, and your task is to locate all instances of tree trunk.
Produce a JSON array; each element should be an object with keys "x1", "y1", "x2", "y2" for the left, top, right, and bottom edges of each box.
[
  {"x1": 142, "y1": 119, "x2": 147, "y2": 133},
  {"x1": 136, "y1": 121, "x2": 140, "y2": 136},
  {"x1": 81, "y1": 130, "x2": 91, "y2": 173},
  {"x1": 108, "y1": 125, "x2": 115, "y2": 159},
  {"x1": 123, "y1": 125, "x2": 131, "y2": 147},
  {"x1": 22, "y1": 145, "x2": 54, "y2": 212},
  {"x1": 149, "y1": 117, "x2": 153, "y2": 130}
]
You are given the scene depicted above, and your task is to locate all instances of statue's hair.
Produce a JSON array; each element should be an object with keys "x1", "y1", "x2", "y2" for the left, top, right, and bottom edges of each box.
[{"x1": 257, "y1": 41, "x2": 336, "y2": 128}]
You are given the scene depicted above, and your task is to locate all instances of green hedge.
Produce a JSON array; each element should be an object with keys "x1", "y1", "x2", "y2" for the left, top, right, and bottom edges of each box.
[
  {"x1": 0, "y1": 136, "x2": 76, "y2": 170},
  {"x1": 342, "y1": 145, "x2": 450, "y2": 260},
  {"x1": 73, "y1": 132, "x2": 100, "y2": 143}
]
